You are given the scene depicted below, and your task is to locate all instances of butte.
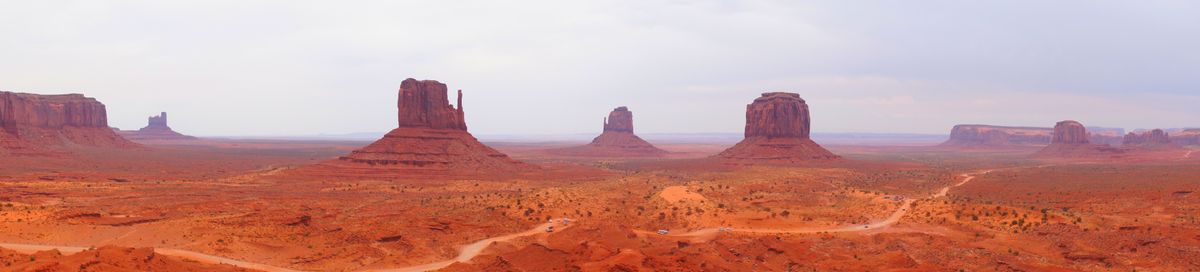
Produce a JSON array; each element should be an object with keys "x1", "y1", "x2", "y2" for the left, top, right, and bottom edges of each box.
[
  {"x1": 1123, "y1": 129, "x2": 1182, "y2": 151},
  {"x1": 118, "y1": 112, "x2": 198, "y2": 140},
  {"x1": 1, "y1": 91, "x2": 137, "y2": 155},
  {"x1": 550, "y1": 106, "x2": 668, "y2": 157},
  {"x1": 715, "y1": 92, "x2": 839, "y2": 164},
  {"x1": 1032, "y1": 120, "x2": 1125, "y2": 158},
  {"x1": 306, "y1": 78, "x2": 528, "y2": 177}
]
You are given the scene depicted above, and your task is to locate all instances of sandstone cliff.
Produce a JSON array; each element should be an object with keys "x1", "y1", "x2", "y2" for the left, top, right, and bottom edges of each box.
[
  {"x1": 716, "y1": 92, "x2": 838, "y2": 163},
  {"x1": 1, "y1": 91, "x2": 137, "y2": 154},
  {"x1": 551, "y1": 106, "x2": 667, "y2": 157},
  {"x1": 1033, "y1": 120, "x2": 1124, "y2": 158},
  {"x1": 324, "y1": 79, "x2": 528, "y2": 176}
]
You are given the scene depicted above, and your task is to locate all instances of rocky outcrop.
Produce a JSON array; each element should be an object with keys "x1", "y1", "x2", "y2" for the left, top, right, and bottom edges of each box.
[
  {"x1": 1174, "y1": 129, "x2": 1200, "y2": 146},
  {"x1": 716, "y1": 92, "x2": 839, "y2": 163},
  {"x1": 1034, "y1": 120, "x2": 1124, "y2": 158},
  {"x1": 1, "y1": 91, "x2": 137, "y2": 153},
  {"x1": 323, "y1": 78, "x2": 528, "y2": 176},
  {"x1": 1052, "y1": 121, "x2": 1090, "y2": 144},
  {"x1": 1087, "y1": 127, "x2": 1126, "y2": 146},
  {"x1": 1122, "y1": 129, "x2": 1181, "y2": 150},
  {"x1": 940, "y1": 125, "x2": 1052, "y2": 146},
  {"x1": 118, "y1": 112, "x2": 198, "y2": 140},
  {"x1": 550, "y1": 107, "x2": 667, "y2": 157}
]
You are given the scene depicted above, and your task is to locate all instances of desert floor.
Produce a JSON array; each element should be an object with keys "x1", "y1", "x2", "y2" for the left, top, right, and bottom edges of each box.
[{"x1": 2, "y1": 139, "x2": 1199, "y2": 271}]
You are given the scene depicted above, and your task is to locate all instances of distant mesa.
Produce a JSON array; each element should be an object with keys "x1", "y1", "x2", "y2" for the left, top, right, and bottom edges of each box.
[
  {"x1": 319, "y1": 78, "x2": 528, "y2": 175},
  {"x1": 1033, "y1": 120, "x2": 1125, "y2": 158},
  {"x1": 716, "y1": 92, "x2": 839, "y2": 163},
  {"x1": 549, "y1": 106, "x2": 668, "y2": 157},
  {"x1": 941, "y1": 124, "x2": 1126, "y2": 148},
  {"x1": 941, "y1": 125, "x2": 1053, "y2": 147},
  {"x1": 1, "y1": 91, "x2": 137, "y2": 154},
  {"x1": 1169, "y1": 128, "x2": 1200, "y2": 146},
  {"x1": 118, "y1": 112, "x2": 198, "y2": 140},
  {"x1": 1122, "y1": 129, "x2": 1182, "y2": 150}
]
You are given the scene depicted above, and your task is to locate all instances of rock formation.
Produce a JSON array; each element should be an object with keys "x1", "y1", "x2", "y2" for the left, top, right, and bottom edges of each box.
[
  {"x1": 1, "y1": 91, "x2": 137, "y2": 154},
  {"x1": 551, "y1": 107, "x2": 667, "y2": 157},
  {"x1": 1087, "y1": 127, "x2": 1126, "y2": 146},
  {"x1": 118, "y1": 112, "x2": 198, "y2": 140},
  {"x1": 1122, "y1": 129, "x2": 1181, "y2": 150},
  {"x1": 716, "y1": 92, "x2": 839, "y2": 163},
  {"x1": 323, "y1": 78, "x2": 527, "y2": 175},
  {"x1": 1174, "y1": 129, "x2": 1200, "y2": 146},
  {"x1": 940, "y1": 125, "x2": 1052, "y2": 147},
  {"x1": 1033, "y1": 120, "x2": 1124, "y2": 158}
]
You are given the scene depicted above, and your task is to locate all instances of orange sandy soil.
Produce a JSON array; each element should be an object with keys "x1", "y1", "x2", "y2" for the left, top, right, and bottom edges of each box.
[{"x1": 2, "y1": 140, "x2": 1199, "y2": 271}]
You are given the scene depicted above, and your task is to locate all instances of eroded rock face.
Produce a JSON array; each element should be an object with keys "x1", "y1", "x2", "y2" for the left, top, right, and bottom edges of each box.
[
  {"x1": 328, "y1": 78, "x2": 527, "y2": 175},
  {"x1": 941, "y1": 125, "x2": 1052, "y2": 146},
  {"x1": 118, "y1": 112, "x2": 197, "y2": 140},
  {"x1": 1124, "y1": 129, "x2": 1171, "y2": 145},
  {"x1": 1174, "y1": 129, "x2": 1200, "y2": 146},
  {"x1": 0, "y1": 91, "x2": 137, "y2": 153},
  {"x1": 1122, "y1": 129, "x2": 1181, "y2": 150},
  {"x1": 603, "y1": 107, "x2": 634, "y2": 133},
  {"x1": 1034, "y1": 120, "x2": 1124, "y2": 158},
  {"x1": 551, "y1": 106, "x2": 666, "y2": 157},
  {"x1": 397, "y1": 79, "x2": 467, "y2": 130},
  {"x1": 717, "y1": 92, "x2": 838, "y2": 163},
  {"x1": 1052, "y1": 121, "x2": 1090, "y2": 144},
  {"x1": 744, "y1": 92, "x2": 811, "y2": 139}
]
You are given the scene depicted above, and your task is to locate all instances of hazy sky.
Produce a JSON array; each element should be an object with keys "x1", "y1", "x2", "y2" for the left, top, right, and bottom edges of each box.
[{"x1": 2, "y1": 1, "x2": 1198, "y2": 136}]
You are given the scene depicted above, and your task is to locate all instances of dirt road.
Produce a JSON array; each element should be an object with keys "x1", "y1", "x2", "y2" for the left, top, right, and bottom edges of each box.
[{"x1": 653, "y1": 169, "x2": 992, "y2": 237}]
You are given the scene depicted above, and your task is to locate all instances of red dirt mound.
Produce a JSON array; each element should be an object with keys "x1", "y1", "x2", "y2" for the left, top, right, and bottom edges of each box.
[
  {"x1": 0, "y1": 246, "x2": 253, "y2": 272},
  {"x1": 716, "y1": 92, "x2": 839, "y2": 163}
]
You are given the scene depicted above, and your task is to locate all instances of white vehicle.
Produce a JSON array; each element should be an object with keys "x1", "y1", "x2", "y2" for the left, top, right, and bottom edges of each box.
[{"x1": 657, "y1": 230, "x2": 669, "y2": 235}]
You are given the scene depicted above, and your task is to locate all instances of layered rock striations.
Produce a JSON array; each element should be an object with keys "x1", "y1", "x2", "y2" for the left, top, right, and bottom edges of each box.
[
  {"x1": 1122, "y1": 129, "x2": 1181, "y2": 150},
  {"x1": 1033, "y1": 120, "x2": 1124, "y2": 158},
  {"x1": 1, "y1": 91, "x2": 136, "y2": 153},
  {"x1": 551, "y1": 107, "x2": 667, "y2": 157},
  {"x1": 327, "y1": 79, "x2": 527, "y2": 175},
  {"x1": 716, "y1": 92, "x2": 839, "y2": 163},
  {"x1": 118, "y1": 112, "x2": 198, "y2": 140}
]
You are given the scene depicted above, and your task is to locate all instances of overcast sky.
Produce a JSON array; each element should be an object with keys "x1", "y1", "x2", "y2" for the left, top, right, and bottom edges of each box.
[{"x1": 2, "y1": 1, "x2": 1197, "y2": 136}]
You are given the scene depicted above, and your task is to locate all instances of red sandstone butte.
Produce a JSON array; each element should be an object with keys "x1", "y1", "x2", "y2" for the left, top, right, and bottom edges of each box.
[
  {"x1": 0, "y1": 91, "x2": 137, "y2": 154},
  {"x1": 1034, "y1": 120, "x2": 1124, "y2": 158},
  {"x1": 716, "y1": 92, "x2": 839, "y2": 163},
  {"x1": 1123, "y1": 129, "x2": 1181, "y2": 150},
  {"x1": 324, "y1": 78, "x2": 527, "y2": 175},
  {"x1": 118, "y1": 112, "x2": 198, "y2": 140},
  {"x1": 551, "y1": 107, "x2": 667, "y2": 157}
]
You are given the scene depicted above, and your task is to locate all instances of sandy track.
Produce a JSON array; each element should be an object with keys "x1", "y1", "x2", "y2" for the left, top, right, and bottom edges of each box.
[
  {"x1": 652, "y1": 169, "x2": 992, "y2": 237},
  {"x1": 365, "y1": 219, "x2": 570, "y2": 272},
  {"x1": 0, "y1": 242, "x2": 301, "y2": 272},
  {"x1": 2, "y1": 219, "x2": 573, "y2": 272}
]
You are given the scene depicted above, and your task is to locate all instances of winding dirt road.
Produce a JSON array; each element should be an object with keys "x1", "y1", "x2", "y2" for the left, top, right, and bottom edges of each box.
[
  {"x1": 652, "y1": 170, "x2": 992, "y2": 237},
  {"x1": 1, "y1": 219, "x2": 572, "y2": 272},
  {"x1": 366, "y1": 219, "x2": 570, "y2": 272}
]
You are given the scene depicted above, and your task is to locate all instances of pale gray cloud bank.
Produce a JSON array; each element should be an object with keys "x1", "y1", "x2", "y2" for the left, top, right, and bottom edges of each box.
[{"x1": 1, "y1": 1, "x2": 1197, "y2": 136}]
